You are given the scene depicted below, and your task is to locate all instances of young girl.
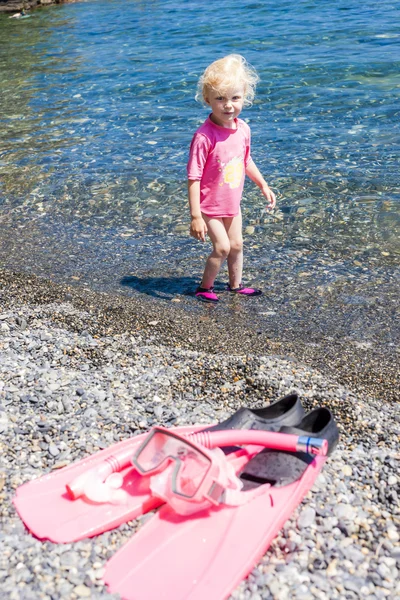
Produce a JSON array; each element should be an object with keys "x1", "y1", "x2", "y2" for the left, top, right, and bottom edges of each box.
[{"x1": 187, "y1": 54, "x2": 276, "y2": 303}]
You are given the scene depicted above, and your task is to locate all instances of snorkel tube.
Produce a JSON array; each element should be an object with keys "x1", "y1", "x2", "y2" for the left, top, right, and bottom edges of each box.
[{"x1": 186, "y1": 429, "x2": 327, "y2": 456}]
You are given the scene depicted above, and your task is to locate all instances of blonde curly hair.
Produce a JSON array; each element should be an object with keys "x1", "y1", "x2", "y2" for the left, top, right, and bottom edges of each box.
[{"x1": 196, "y1": 54, "x2": 259, "y2": 107}]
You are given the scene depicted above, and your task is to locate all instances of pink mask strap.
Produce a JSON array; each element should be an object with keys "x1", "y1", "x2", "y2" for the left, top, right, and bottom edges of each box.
[{"x1": 220, "y1": 483, "x2": 270, "y2": 507}]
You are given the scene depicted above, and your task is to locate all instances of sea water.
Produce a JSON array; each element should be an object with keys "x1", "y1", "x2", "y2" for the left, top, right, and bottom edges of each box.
[{"x1": 0, "y1": 0, "x2": 399, "y2": 300}]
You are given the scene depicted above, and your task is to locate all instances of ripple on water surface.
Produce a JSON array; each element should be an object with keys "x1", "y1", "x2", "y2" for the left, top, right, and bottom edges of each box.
[{"x1": 0, "y1": 0, "x2": 399, "y2": 297}]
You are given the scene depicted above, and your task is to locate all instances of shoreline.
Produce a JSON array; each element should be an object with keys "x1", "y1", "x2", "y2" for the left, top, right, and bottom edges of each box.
[
  {"x1": 0, "y1": 0, "x2": 81, "y2": 13},
  {"x1": 0, "y1": 268, "x2": 398, "y2": 404}
]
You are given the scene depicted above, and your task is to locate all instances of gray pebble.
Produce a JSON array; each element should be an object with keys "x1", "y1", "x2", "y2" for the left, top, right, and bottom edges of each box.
[
  {"x1": 0, "y1": 412, "x2": 9, "y2": 434},
  {"x1": 297, "y1": 506, "x2": 316, "y2": 529},
  {"x1": 154, "y1": 405, "x2": 164, "y2": 418},
  {"x1": 49, "y1": 444, "x2": 60, "y2": 457},
  {"x1": 334, "y1": 503, "x2": 355, "y2": 520},
  {"x1": 16, "y1": 316, "x2": 27, "y2": 330}
]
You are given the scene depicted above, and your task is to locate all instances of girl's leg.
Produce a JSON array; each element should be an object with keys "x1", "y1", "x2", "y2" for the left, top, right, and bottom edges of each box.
[
  {"x1": 224, "y1": 212, "x2": 243, "y2": 289},
  {"x1": 224, "y1": 212, "x2": 262, "y2": 296},
  {"x1": 200, "y1": 215, "x2": 231, "y2": 289}
]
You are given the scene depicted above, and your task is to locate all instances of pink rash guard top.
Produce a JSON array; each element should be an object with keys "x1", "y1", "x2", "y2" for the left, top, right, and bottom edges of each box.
[{"x1": 187, "y1": 116, "x2": 253, "y2": 218}]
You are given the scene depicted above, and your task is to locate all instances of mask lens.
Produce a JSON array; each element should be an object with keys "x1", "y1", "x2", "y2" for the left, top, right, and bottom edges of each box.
[
  {"x1": 134, "y1": 430, "x2": 174, "y2": 473},
  {"x1": 134, "y1": 430, "x2": 212, "y2": 498},
  {"x1": 173, "y1": 450, "x2": 211, "y2": 498}
]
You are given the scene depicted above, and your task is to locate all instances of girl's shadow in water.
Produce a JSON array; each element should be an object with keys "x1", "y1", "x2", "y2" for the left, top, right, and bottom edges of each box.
[{"x1": 120, "y1": 275, "x2": 201, "y2": 299}]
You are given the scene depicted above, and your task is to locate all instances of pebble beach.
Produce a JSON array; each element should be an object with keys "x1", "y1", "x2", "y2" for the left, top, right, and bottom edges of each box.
[
  {"x1": 1, "y1": 0, "x2": 400, "y2": 597},
  {"x1": 0, "y1": 270, "x2": 399, "y2": 600}
]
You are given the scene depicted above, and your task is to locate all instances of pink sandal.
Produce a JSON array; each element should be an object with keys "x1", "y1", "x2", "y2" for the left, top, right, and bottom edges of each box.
[
  {"x1": 195, "y1": 286, "x2": 219, "y2": 304},
  {"x1": 227, "y1": 283, "x2": 262, "y2": 297}
]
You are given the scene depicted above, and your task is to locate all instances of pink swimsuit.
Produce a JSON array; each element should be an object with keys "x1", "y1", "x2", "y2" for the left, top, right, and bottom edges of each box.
[{"x1": 187, "y1": 116, "x2": 253, "y2": 218}]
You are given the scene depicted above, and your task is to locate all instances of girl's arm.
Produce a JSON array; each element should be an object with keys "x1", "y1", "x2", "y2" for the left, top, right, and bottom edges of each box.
[
  {"x1": 188, "y1": 180, "x2": 208, "y2": 242},
  {"x1": 245, "y1": 161, "x2": 276, "y2": 209}
]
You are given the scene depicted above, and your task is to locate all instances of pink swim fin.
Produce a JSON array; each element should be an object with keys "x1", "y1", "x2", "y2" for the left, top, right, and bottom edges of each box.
[
  {"x1": 13, "y1": 425, "x2": 204, "y2": 543},
  {"x1": 14, "y1": 394, "x2": 304, "y2": 543},
  {"x1": 104, "y1": 408, "x2": 338, "y2": 600},
  {"x1": 104, "y1": 452, "x2": 326, "y2": 600}
]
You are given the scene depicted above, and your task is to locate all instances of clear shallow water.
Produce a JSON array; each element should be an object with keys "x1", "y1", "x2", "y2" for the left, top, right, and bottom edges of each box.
[{"x1": 0, "y1": 0, "x2": 399, "y2": 283}]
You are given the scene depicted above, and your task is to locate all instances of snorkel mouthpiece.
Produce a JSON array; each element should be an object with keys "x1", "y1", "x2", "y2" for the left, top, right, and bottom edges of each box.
[
  {"x1": 67, "y1": 455, "x2": 123, "y2": 500},
  {"x1": 67, "y1": 450, "x2": 133, "y2": 503},
  {"x1": 66, "y1": 473, "x2": 88, "y2": 500},
  {"x1": 296, "y1": 436, "x2": 328, "y2": 456}
]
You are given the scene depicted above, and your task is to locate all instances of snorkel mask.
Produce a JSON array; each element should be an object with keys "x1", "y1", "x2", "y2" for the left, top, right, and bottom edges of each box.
[
  {"x1": 133, "y1": 428, "x2": 243, "y2": 515},
  {"x1": 132, "y1": 427, "x2": 328, "y2": 515}
]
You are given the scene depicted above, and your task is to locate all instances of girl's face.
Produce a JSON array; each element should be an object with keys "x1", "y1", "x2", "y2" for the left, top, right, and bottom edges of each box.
[{"x1": 205, "y1": 87, "x2": 245, "y2": 129}]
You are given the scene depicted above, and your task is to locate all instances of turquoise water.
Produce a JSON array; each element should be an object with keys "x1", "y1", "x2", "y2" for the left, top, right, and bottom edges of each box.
[{"x1": 0, "y1": 0, "x2": 399, "y2": 285}]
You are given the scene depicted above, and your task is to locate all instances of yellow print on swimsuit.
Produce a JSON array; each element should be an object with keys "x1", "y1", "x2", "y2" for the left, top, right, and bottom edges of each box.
[{"x1": 222, "y1": 156, "x2": 243, "y2": 189}]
